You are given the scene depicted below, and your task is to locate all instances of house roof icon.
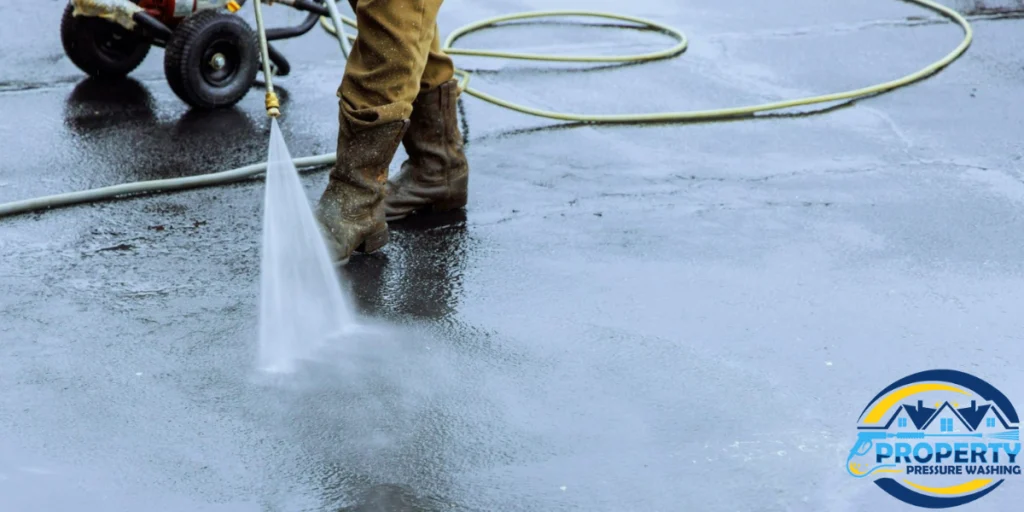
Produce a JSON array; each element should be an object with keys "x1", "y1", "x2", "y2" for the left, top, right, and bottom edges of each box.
[
  {"x1": 901, "y1": 400, "x2": 937, "y2": 430},
  {"x1": 921, "y1": 401, "x2": 974, "y2": 431},
  {"x1": 957, "y1": 400, "x2": 992, "y2": 431},
  {"x1": 879, "y1": 400, "x2": 1019, "y2": 432}
]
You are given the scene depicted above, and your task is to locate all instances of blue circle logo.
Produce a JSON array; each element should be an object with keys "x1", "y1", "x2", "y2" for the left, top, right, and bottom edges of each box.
[{"x1": 848, "y1": 370, "x2": 1020, "y2": 508}]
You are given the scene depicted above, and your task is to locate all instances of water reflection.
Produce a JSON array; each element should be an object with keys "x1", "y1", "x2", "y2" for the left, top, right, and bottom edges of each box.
[
  {"x1": 337, "y1": 483, "x2": 456, "y2": 511},
  {"x1": 173, "y1": 106, "x2": 259, "y2": 140},
  {"x1": 341, "y1": 210, "x2": 470, "y2": 322},
  {"x1": 64, "y1": 77, "x2": 157, "y2": 133},
  {"x1": 62, "y1": 77, "x2": 261, "y2": 182}
]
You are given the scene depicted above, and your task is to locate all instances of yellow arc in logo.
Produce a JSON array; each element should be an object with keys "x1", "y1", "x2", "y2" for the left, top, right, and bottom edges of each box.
[{"x1": 903, "y1": 479, "x2": 994, "y2": 495}]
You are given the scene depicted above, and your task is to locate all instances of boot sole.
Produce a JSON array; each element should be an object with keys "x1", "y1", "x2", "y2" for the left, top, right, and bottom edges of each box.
[
  {"x1": 386, "y1": 195, "x2": 467, "y2": 222},
  {"x1": 387, "y1": 173, "x2": 469, "y2": 222}
]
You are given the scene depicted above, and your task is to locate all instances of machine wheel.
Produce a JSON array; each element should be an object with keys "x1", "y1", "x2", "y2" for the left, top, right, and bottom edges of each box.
[
  {"x1": 60, "y1": 4, "x2": 151, "y2": 78},
  {"x1": 164, "y1": 10, "x2": 259, "y2": 109}
]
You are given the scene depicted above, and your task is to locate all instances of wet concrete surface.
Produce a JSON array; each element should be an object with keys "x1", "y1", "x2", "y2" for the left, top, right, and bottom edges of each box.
[{"x1": 2, "y1": 0, "x2": 1024, "y2": 510}]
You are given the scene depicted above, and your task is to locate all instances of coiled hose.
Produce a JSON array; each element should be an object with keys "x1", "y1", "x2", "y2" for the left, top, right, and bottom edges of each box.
[{"x1": 0, "y1": 0, "x2": 972, "y2": 218}]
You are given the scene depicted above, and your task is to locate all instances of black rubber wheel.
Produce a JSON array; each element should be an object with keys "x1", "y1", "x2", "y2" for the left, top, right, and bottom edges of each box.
[
  {"x1": 60, "y1": 4, "x2": 151, "y2": 78},
  {"x1": 164, "y1": 10, "x2": 259, "y2": 109}
]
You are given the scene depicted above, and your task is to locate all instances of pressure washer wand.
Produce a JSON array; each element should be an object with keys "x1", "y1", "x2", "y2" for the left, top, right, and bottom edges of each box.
[
  {"x1": 321, "y1": 0, "x2": 351, "y2": 59},
  {"x1": 251, "y1": 0, "x2": 280, "y2": 117}
]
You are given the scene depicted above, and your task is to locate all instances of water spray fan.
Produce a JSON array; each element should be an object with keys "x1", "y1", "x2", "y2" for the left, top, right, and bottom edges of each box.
[{"x1": 60, "y1": 0, "x2": 350, "y2": 114}]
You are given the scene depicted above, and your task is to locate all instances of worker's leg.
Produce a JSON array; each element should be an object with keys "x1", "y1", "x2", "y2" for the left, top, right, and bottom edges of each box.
[
  {"x1": 315, "y1": 0, "x2": 444, "y2": 264},
  {"x1": 419, "y1": 24, "x2": 455, "y2": 91},
  {"x1": 384, "y1": 24, "x2": 470, "y2": 221},
  {"x1": 338, "y1": 0, "x2": 442, "y2": 129}
]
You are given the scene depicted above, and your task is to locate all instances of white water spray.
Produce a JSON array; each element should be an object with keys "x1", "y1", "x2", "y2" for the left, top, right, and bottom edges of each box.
[{"x1": 258, "y1": 119, "x2": 356, "y2": 373}]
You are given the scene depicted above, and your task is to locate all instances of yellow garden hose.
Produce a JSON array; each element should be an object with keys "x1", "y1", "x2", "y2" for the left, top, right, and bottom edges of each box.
[
  {"x1": 320, "y1": 1, "x2": 972, "y2": 123},
  {"x1": 0, "y1": 1, "x2": 973, "y2": 218}
]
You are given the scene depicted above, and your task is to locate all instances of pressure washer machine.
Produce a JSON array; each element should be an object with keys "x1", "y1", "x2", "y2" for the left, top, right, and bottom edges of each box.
[{"x1": 60, "y1": 0, "x2": 335, "y2": 109}]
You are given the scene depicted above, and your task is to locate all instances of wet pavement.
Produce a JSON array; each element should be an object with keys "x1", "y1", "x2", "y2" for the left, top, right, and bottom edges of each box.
[{"x1": 2, "y1": 0, "x2": 1024, "y2": 511}]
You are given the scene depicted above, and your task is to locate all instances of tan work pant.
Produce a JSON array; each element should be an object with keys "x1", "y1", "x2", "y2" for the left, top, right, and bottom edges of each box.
[{"x1": 339, "y1": 0, "x2": 456, "y2": 130}]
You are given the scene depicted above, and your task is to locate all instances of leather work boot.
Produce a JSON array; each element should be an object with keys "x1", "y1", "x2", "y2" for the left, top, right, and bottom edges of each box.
[
  {"x1": 315, "y1": 117, "x2": 409, "y2": 265},
  {"x1": 384, "y1": 79, "x2": 469, "y2": 222}
]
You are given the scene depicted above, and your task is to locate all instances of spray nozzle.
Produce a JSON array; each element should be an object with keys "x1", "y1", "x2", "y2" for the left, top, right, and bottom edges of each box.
[{"x1": 266, "y1": 91, "x2": 281, "y2": 118}]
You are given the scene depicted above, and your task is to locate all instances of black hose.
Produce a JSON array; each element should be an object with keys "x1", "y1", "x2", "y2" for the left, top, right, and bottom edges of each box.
[
  {"x1": 131, "y1": 11, "x2": 172, "y2": 41},
  {"x1": 266, "y1": 11, "x2": 321, "y2": 40},
  {"x1": 289, "y1": 0, "x2": 330, "y2": 17},
  {"x1": 266, "y1": 43, "x2": 291, "y2": 77}
]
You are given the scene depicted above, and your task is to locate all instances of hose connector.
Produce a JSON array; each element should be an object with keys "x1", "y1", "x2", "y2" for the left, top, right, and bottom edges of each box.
[{"x1": 265, "y1": 91, "x2": 281, "y2": 118}]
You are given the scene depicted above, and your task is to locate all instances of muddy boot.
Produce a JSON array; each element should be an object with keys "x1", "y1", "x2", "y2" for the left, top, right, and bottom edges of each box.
[
  {"x1": 315, "y1": 117, "x2": 409, "y2": 265},
  {"x1": 384, "y1": 79, "x2": 469, "y2": 222}
]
